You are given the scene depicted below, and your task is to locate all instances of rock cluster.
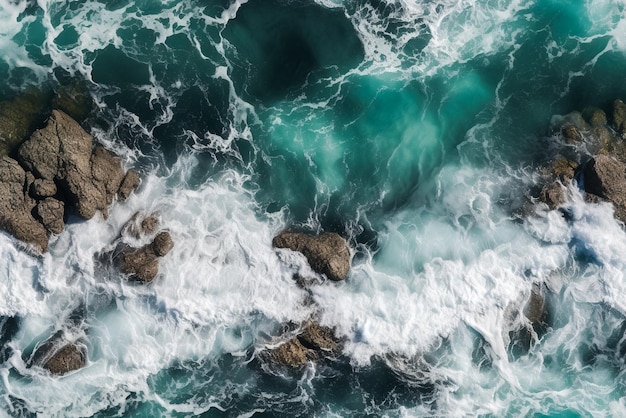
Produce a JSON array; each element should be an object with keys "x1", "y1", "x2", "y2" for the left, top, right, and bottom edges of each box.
[
  {"x1": 538, "y1": 100, "x2": 626, "y2": 220},
  {"x1": 0, "y1": 110, "x2": 140, "y2": 251},
  {"x1": 105, "y1": 212, "x2": 174, "y2": 283}
]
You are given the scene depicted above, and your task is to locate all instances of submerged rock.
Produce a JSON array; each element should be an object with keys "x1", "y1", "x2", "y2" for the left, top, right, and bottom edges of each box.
[{"x1": 273, "y1": 231, "x2": 351, "y2": 281}]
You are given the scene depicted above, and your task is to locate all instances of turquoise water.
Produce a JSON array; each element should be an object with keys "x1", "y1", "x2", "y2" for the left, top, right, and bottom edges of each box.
[{"x1": 2, "y1": 0, "x2": 626, "y2": 416}]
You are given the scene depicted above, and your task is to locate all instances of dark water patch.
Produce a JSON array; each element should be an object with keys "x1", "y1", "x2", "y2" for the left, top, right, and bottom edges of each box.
[
  {"x1": 223, "y1": 0, "x2": 364, "y2": 103},
  {"x1": 0, "y1": 316, "x2": 20, "y2": 363},
  {"x1": 91, "y1": 46, "x2": 150, "y2": 86}
]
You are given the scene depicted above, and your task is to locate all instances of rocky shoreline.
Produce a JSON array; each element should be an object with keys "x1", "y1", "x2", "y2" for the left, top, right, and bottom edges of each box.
[{"x1": 5, "y1": 92, "x2": 626, "y2": 377}]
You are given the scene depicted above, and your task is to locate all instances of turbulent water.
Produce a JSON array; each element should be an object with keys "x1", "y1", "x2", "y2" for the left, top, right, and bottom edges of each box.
[{"x1": 2, "y1": 0, "x2": 626, "y2": 416}]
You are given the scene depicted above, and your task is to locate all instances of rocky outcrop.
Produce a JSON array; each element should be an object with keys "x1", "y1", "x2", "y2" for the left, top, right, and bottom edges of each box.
[
  {"x1": 0, "y1": 88, "x2": 47, "y2": 157},
  {"x1": 580, "y1": 154, "x2": 626, "y2": 221},
  {"x1": 0, "y1": 110, "x2": 141, "y2": 252},
  {"x1": 118, "y1": 170, "x2": 141, "y2": 201},
  {"x1": 272, "y1": 232, "x2": 351, "y2": 281},
  {"x1": 17, "y1": 110, "x2": 131, "y2": 220},
  {"x1": 30, "y1": 332, "x2": 86, "y2": 376},
  {"x1": 508, "y1": 285, "x2": 550, "y2": 357},
  {"x1": 0, "y1": 157, "x2": 49, "y2": 251},
  {"x1": 259, "y1": 321, "x2": 343, "y2": 369},
  {"x1": 118, "y1": 231, "x2": 173, "y2": 283}
]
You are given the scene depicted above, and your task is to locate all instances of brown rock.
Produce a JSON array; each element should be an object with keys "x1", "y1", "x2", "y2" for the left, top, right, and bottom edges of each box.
[
  {"x1": 118, "y1": 169, "x2": 140, "y2": 201},
  {"x1": 581, "y1": 154, "x2": 626, "y2": 221},
  {"x1": 273, "y1": 232, "x2": 351, "y2": 281},
  {"x1": 260, "y1": 321, "x2": 343, "y2": 369},
  {"x1": 90, "y1": 145, "x2": 125, "y2": 206},
  {"x1": 0, "y1": 157, "x2": 49, "y2": 251},
  {"x1": 30, "y1": 179, "x2": 57, "y2": 199},
  {"x1": 0, "y1": 88, "x2": 47, "y2": 157},
  {"x1": 36, "y1": 198, "x2": 65, "y2": 235},
  {"x1": 263, "y1": 338, "x2": 309, "y2": 368},
  {"x1": 151, "y1": 231, "x2": 173, "y2": 257},
  {"x1": 614, "y1": 99, "x2": 626, "y2": 135},
  {"x1": 31, "y1": 332, "x2": 86, "y2": 376},
  {"x1": 43, "y1": 343, "x2": 86, "y2": 375},
  {"x1": 297, "y1": 321, "x2": 341, "y2": 353},
  {"x1": 120, "y1": 245, "x2": 160, "y2": 283}
]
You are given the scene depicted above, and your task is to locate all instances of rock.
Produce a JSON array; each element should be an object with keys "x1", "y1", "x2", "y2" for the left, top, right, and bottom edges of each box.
[
  {"x1": 118, "y1": 169, "x2": 140, "y2": 201},
  {"x1": 613, "y1": 99, "x2": 626, "y2": 135},
  {"x1": 31, "y1": 332, "x2": 86, "y2": 376},
  {"x1": 297, "y1": 321, "x2": 342, "y2": 353},
  {"x1": 524, "y1": 286, "x2": 546, "y2": 324},
  {"x1": 273, "y1": 232, "x2": 351, "y2": 281},
  {"x1": 43, "y1": 343, "x2": 86, "y2": 376},
  {"x1": 262, "y1": 338, "x2": 310, "y2": 368},
  {"x1": 30, "y1": 179, "x2": 57, "y2": 199},
  {"x1": 584, "y1": 107, "x2": 608, "y2": 128},
  {"x1": 119, "y1": 244, "x2": 161, "y2": 283},
  {"x1": 17, "y1": 110, "x2": 131, "y2": 220},
  {"x1": 561, "y1": 124, "x2": 582, "y2": 142},
  {"x1": 539, "y1": 182, "x2": 566, "y2": 209},
  {"x1": 0, "y1": 157, "x2": 49, "y2": 251},
  {"x1": 0, "y1": 88, "x2": 47, "y2": 157},
  {"x1": 35, "y1": 198, "x2": 65, "y2": 235},
  {"x1": 118, "y1": 232, "x2": 173, "y2": 283},
  {"x1": 121, "y1": 212, "x2": 160, "y2": 239},
  {"x1": 52, "y1": 81, "x2": 93, "y2": 122},
  {"x1": 259, "y1": 321, "x2": 343, "y2": 369},
  {"x1": 581, "y1": 154, "x2": 626, "y2": 221},
  {"x1": 90, "y1": 145, "x2": 125, "y2": 206},
  {"x1": 151, "y1": 231, "x2": 173, "y2": 257}
]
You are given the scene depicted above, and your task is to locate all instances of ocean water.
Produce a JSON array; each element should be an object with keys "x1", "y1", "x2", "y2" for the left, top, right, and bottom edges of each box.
[{"x1": 2, "y1": 0, "x2": 626, "y2": 416}]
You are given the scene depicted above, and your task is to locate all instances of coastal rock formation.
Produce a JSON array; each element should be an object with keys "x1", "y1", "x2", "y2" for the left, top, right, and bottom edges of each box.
[
  {"x1": 18, "y1": 110, "x2": 129, "y2": 220},
  {"x1": 0, "y1": 157, "x2": 49, "y2": 251},
  {"x1": 31, "y1": 332, "x2": 86, "y2": 376},
  {"x1": 0, "y1": 110, "x2": 141, "y2": 252},
  {"x1": 259, "y1": 321, "x2": 343, "y2": 368},
  {"x1": 272, "y1": 232, "x2": 351, "y2": 281},
  {"x1": 581, "y1": 155, "x2": 626, "y2": 221},
  {"x1": 0, "y1": 88, "x2": 47, "y2": 157},
  {"x1": 112, "y1": 214, "x2": 174, "y2": 283}
]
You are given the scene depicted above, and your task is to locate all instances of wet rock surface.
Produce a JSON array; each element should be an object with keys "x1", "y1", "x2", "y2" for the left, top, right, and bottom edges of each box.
[
  {"x1": 0, "y1": 110, "x2": 141, "y2": 251},
  {"x1": 259, "y1": 321, "x2": 343, "y2": 369},
  {"x1": 273, "y1": 231, "x2": 351, "y2": 281},
  {"x1": 30, "y1": 332, "x2": 87, "y2": 376}
]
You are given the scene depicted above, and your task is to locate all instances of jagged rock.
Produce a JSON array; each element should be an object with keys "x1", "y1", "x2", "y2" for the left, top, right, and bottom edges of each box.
[
  {"x1": 0, "y1": 157, "x2": 49, "y2": 251},
  {"x1": 260, "y1": 322, "x2": 343, "y2": 369},
  {"x1": 613, "y1": 99, "x2": 626, "y2": 135},
  {"x1": 297, "y1": 321, "x2": 342, "y2": 353},
  {"x1": 118, "y1": 169, "x2": 140, "y2": 201},
  {"x1": 36, "y1": 198, "x2": 65, "y2": 235},
  {"x1": 31, "y1": 332, "x2": 86, "y2": 376},
  {"x1": 152, "y1": 231, "x2": 174, "y2": 256},
  {"x1": 538, "y1": 158, "x2": 578, "y2": 209},
  {"x1": 118, "y1": 232, "x2": 173, "y2": 283},
  {"x1": 121, "y1": 212, "x2": 160, "y2": 239},
  {"x1": 52, "y1": 81, "x2": 93, "y2": 122},
  {"x1": 17, "y1": 110, "x2": 131, "y2": 220},
  {"x1": 263, "y1": 338, "x2": 309, "y2": 368},
  {"x1": 273, "y1": 232, "x2": 351, "y2": 281},
  {"x1": 581, "y1": 154, "x2": 626, "y2": 221},
  {"x1": 91, "y1": 145, "x2": 125, "y2": 206},
  {"x1": 584, "y1": 107, "x2": 608, "y2": 128},
  {"x1": 0, "y1": 88, "x2": 47, "y2": 156},
  {"x1": 30, "y1": 179, "x2": 57, "y2": 199}
]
